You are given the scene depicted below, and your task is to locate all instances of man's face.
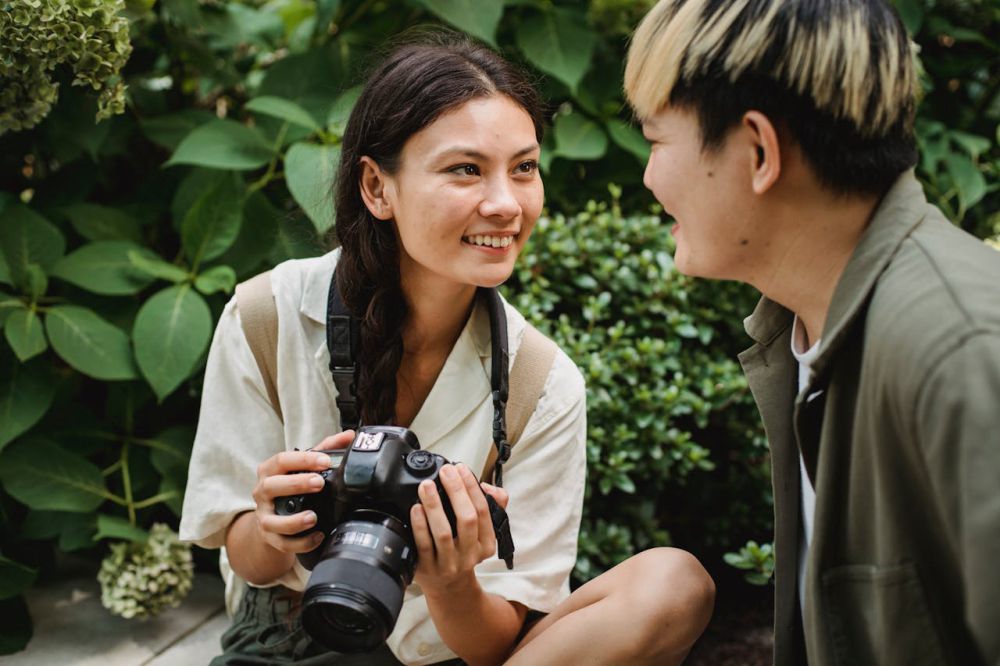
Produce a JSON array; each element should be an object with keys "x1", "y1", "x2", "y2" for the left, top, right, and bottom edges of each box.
[{"x1": 642, "y1": 106, "x2": 758, "y2": 281}]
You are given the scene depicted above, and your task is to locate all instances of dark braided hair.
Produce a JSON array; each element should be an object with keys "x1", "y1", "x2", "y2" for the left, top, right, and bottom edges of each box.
[{"x1": 333, "y1": 32, "x2": 544, "y2": 426}]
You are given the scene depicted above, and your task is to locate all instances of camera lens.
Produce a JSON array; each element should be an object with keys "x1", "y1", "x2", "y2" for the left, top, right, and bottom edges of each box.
[{"x1": 300, "y1": 514, "x2": 417, "y2": 653}]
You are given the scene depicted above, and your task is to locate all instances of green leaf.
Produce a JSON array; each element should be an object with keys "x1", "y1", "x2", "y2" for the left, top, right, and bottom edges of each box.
[
  {"x1": 194, "y1": 265, "x2": 237, "y2": 295},
  {"x1": 0, "y1": 252, "x2": 9, "y2": 285},
  {"x1": 314, "y1": 0, "x2": 341, "y2": 37},
  {"x1": 218, "y1": 192, "x2": 281, "y2": 278},
  {"x1": 516, "y1": 9, "x2": 596, "y2": 93},
  {"x1": 326, "y1": 86, "x2": 361, "y2": 135},
  {"x1": 59, "y1": 204, "x2": 141, "y2": 242},
  {"x1": 895, "y1": 0, "x2": 924, "y2": 34},
  {"x1": 133, "y1": 285, "x2": 212, "y2": 400},
  {"x1": 4, "y1": 310, "x2": 47, "y2": 361},
  {"x1": 285, "y1": 142, "x2": 340, "y2": 234},
  {"x1": 0, "y1": 295, "x2": 20, "y2": 328},
  {"x1": 24, "y1": 264, "x2": 47, "y2": 301},
  {"x1": 20, "y1": 510, "x2": 97, "y2": 551},
  {"x1": 94, "y1": 515, "x2": 149, "y2": 543},
  {"x1": 413, "y1": 0, "x2": 503, "y2": 46},
  {"x1": 140, "y1": 109, "x2": 218, "y2": 151},
  {"x1": 51, "y1": 241, "x2": 157, "y2": 295},
  {"x1": 0, "y1": 356, "x2": 55, "y2": 450},
  {"x1": 0, "y1": 204, "x2": 66, "y2": 292},
  {"x1": 268, "y1": 213, "x2": 323, "y2": 264},
  {"x1": 165, "y1": 120, "x2": 274, "y2": 171},
  {"x1": 149, "y1": 425, "x2": 194, "y2": 516},
  {"x1": 45, "y1": 306, "x2": 138, "y2": 381},
  {"x1": 246, "y1": 96, "x2": 321, "y2": 132},
  {"x1": 0, "y1": 556, "x2": 37, "y2": 600},
  {"x1": 606, "y1": 119, "x2": 650, "y2": 162},
  {"x1": 944, "y1": 153, "x2": 987, "y2": 211},
  {"x1": 949, "y1": 131, "x2": 991, "y2": 160},
  {"x1": 0, "y1": 438, "x2": 108, "y2": 513},
  {"x1": 128, "y1": 250, "x2": 190, "y2": 283},
  {"x1": 181, "y1": 172, "x2": 245, "y2": 266},
  {"x1": 0, "y1": 596, "x2": 32, "y2": 655},
  {"x1": 553, "y1": 112, "x2": 608, "y2": 160}
]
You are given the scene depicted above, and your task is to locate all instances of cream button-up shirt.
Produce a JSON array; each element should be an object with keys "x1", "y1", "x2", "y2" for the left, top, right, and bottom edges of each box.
[{"x1": 180, "y1": 250, "x2": 587, "y2": 665}]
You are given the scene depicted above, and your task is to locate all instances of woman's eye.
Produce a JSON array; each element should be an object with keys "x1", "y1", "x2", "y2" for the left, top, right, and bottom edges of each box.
[
  {"x1": 450, "y1": 164, "x2": 480, "y2": 176},
  {"x1": 515, "y1": 160, "x2": 538, "y2": 174}
]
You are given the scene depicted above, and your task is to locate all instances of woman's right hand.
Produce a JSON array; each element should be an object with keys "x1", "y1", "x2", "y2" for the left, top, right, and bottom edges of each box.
[{"x1": 250, "y1": 430, "x2": 354, "y2": 554}]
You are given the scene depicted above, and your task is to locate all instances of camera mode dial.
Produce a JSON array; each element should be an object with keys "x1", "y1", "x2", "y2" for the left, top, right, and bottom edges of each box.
[{"x1": 405, "y1": 450, "x2": 437, "y2": 477}]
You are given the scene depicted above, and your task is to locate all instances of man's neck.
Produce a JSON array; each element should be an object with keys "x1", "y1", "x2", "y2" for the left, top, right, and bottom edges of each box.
[{"x1": 749, "y1": 190, "x2": 879, "y2": 346}]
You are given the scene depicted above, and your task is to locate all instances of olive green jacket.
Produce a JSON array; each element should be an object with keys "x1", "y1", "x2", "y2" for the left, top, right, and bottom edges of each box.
[{"x1": 738, "y1": 171, "x2": 1000, "y2": 666}]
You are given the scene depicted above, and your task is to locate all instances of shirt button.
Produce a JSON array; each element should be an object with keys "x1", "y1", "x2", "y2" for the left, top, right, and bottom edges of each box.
[{"x1": 418, "y1": 643, "x2": 431, "y2": 656}]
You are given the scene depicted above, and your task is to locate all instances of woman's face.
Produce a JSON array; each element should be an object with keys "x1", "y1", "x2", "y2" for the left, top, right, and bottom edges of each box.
[{"x1": 374, "y1": 94, "x2": 543, "y2": 293}]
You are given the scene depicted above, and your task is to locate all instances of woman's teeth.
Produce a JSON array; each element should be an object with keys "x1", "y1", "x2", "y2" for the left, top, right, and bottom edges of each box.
[{"x1": 464, "y1": 234, "x2": 514, "y2": 248}]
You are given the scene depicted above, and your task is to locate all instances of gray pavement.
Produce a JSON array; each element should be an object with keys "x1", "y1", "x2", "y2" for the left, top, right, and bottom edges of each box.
[{"x1": 7, "y1": 567, "x2": 226, "y2": 665}]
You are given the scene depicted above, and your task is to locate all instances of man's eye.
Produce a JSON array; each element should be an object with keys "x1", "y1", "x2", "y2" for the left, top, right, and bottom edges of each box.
[
  {"x1": 515, "y1": 160, "x2": 538, "y2": 174},
  {"x1": 450, "y1": 164, "x2": 480, "y2": 176}
]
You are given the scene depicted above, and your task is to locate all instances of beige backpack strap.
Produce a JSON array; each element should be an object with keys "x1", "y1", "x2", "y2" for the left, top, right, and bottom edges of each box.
[
  {"x1": 480, "y1": 323, "x2": 558, "y2": 482},
  {"x1": 234, "y1": 271, "x2": 283, "y2": 422}
]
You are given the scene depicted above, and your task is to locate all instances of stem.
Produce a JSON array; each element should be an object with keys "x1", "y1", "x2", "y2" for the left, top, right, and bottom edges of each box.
[
  {"x1": 248, "y1": 123, "x2": 289, "y2": 195},
  {"x1": 339, "y1": 0, "x2": 378, "y2": 33},
  {"x1": 129, "y1": 436, "x2": 186, "y2": 459},
  {"x1": 103, "y1": 460, "x2": 123, "y2": 477},
  {"x1": 133, "y1": 491, "x2": 179, "y2": 510},
  {"x1": 122, "y1": 442, "x2": 136, "y2": 527}
]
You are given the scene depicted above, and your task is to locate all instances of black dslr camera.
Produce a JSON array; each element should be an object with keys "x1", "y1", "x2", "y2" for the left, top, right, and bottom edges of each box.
[{"x1": 274, "y1": 426, "x2": 515, "y2": 653}]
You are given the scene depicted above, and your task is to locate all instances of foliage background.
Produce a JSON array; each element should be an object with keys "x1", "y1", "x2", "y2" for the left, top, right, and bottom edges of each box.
[{"x1": 1, "y1": 0, "x2": 997, "y2": 654}]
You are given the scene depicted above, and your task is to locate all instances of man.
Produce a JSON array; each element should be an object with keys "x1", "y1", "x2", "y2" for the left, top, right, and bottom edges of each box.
[{"x1": 624, "y1": 1, "x2": 1000, "y2": 665}]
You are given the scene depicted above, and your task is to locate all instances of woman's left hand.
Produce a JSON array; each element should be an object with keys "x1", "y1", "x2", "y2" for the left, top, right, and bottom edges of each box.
[{"x1": 411, "y1": 463, "x2": 508, "y2": 594}]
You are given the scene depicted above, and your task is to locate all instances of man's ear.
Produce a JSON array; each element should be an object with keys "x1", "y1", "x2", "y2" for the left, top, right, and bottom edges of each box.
[
  {"x1": 359, "y1": 156, "x2": 394, "y2": 220},
  {"x1": 742, "y1": 111, "x2": 781, "y2": 195}
]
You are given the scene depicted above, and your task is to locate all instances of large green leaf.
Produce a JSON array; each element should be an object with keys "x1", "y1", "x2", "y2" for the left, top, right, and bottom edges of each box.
[
  {"x1": 95, "y1": 515, "x2": 149, "y2": 543},
  {"x1": 0, "y1": 204, "x2": 66, "y2": 291},
  {"x1": 181, "y1": 171, "x2": 245, "y2": 266},
  {"x1": 607, "y1": 119, "x2": 650, "y2": 163},
  {"x1": 0, "y1": 556, "x2": 37, "y2": 600},
  {"x1": 285, "y1": 142, "x2": 339, "y2": 234},
  {"x1": 133, "y1": 285, "x2": 212, "y2": 400},
  {"x1": 0, "y1": 438, "x2": 107, "y2": 512},
  {"x1": 413, "y1": 0, "x2": 504, "y2": 46},
  {"x1": 149, "y1": 425, "x2": 194, "y2": 516},
  {"x1": 246, "y1": 96, "x2": 321, "y2": 132},
  {"x1": 194, "y1": 265, "x2": 237, "y2": 295},
  {"x1": 165, "y1": 120, "x2": 274, "y2": 171},
  {"x1": 553, "y1": 112, "x2": 608, "y2": 160},
  {"x1": 944, "y1": 153, "x2": 987, "y2": 211},
  {"x1": 51, "y1": 241, "x2": 157, "y2": 295},
  {"x1": 0, "y1": 252, "x2": 9, "y2": 285},
  {"x1": 20, "y1": 510, "x2": 98, "y2": 551},
  {"x1": 516, "y1": 9, "x2": 595, "y2": 94},
  {"x1": 0, "y1": 356, "x2": 54, "y2": 450},
  {"x1": 59, "y1": 203, "x2": 142, "y2": 242},
  {"x1": 45, "y1": 306, "x2": 138, "y2": 381},
  {"x1": 4, "y1": 309, "x2": 47, "y2": 361},
  {"x1": 128, "y1": 250, "x2": 191, "y2": 283},
  {"x1": 218, "y1": 192, "x2": 281, "y2": 278},
  {"x1": 269, "y1": 213, "x2": 323, "y2": 264},
  {"x1": 0, "y1": 294, "x2": 19, "y2": 328}
]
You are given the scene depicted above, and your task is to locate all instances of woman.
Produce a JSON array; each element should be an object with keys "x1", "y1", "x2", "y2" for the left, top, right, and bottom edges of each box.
[{"x1": 181, "y1": 33, "x2": 713, "y2": 666}]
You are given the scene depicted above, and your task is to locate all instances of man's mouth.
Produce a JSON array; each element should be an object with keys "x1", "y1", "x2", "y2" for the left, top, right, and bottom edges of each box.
[{"x1": 462, "y1": 234, "x2": 516, "y2": 248}]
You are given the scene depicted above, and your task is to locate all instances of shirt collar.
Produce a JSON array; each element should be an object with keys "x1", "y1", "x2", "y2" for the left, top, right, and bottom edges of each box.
[{"x1": 743, "y1": 169, "x2": 928, "y2": 362}]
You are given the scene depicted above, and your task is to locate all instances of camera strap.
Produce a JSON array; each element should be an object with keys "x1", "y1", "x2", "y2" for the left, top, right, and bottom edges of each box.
[{"x1": 325, "y1": 274, "x2": 513, "y2": 486}]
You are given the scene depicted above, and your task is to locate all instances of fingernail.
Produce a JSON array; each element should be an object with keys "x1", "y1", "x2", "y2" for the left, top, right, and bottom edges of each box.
[
  {"x1": 310, "y1": 475, "x2": 325, "y2": 489},
  {"x1": 313, "y1": 453, "x2": 330, "y2": 467},
  {"x1": 422, "y1": 480, "x2": 437, "y2": 494},
  {"x1": 441, "y1": 465, "x2": 455, "y2": 480},
  {"x1": 303, "y1": 511, "x2": 317, "y2": 525}
]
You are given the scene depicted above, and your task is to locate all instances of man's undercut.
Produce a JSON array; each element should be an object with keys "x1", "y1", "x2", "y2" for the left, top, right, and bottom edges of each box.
[{"x1": 625, "y1": 0, "x2": 919, "y2": 196}]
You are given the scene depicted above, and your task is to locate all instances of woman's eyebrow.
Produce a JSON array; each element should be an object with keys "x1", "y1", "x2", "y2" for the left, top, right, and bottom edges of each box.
[{"x1": 432, "y1": 144, "x2": 540, "y2": 162}]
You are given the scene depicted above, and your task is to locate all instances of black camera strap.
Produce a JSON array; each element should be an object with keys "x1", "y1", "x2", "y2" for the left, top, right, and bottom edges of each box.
[{"x1": 326, "y1": 274, "x2": 513, "y2": 487}]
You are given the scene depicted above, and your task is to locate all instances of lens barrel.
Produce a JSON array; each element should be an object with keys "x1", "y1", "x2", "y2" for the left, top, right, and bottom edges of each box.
[{"x1": 300, "y1": 515, "x2": 416, "y2": 653}]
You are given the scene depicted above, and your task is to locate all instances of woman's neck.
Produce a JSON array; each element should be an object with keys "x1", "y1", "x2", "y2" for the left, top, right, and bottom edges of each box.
[{"x1": 399, "y1": 270, "x2": 478, "y2": 357}]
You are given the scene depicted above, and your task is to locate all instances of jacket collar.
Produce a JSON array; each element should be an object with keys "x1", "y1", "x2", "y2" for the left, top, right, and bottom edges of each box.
[{"x1": 743, "y1": 170, "x2": 928, "y2": 373}]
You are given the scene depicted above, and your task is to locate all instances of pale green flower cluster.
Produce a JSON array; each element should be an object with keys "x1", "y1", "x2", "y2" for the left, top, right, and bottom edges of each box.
[
  {"x1": 98, "y1": 524, "x2": 194, "y2": 620},
  {"x1": 0, "y1": 0, "x2": 132, "y2": 134}
]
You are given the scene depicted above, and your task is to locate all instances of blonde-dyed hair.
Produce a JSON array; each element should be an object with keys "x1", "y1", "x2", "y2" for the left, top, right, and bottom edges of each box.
[{"x1": 624, "y1": 0, "x2": 918, "y2": 193}]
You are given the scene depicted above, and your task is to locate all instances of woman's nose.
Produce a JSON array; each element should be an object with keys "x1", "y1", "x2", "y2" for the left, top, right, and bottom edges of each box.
[{"x1": 478, "y1": 177, "x2": 522, "y2": 219}]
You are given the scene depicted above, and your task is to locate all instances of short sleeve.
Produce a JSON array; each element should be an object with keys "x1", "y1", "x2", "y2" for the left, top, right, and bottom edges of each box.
[{"x1": 179, "y1": 297, "x2": 287, "y2": 549}]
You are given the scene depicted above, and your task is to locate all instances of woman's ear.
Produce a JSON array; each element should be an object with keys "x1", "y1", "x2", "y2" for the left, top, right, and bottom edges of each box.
[
  {"x1": 359, "y1": 156, "x2": 394, "y2": 220},
  {"x1": 742, "y1": 111, "x2": 781, "y2": 195}
]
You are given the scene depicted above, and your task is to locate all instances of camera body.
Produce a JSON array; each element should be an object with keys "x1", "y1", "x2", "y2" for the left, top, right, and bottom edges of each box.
[
  {"x1": 273, "y1": 425, "x2": 509, "y2": 653},
  {"x1": 275, "y1": 425, "x2": 457, "y2": 570}
]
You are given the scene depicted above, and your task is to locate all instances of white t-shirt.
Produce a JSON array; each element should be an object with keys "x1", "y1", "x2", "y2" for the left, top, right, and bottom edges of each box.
[
  {"x1": 790, "y1": 316, "x2": 820, "y2": 619},
  {"x1": 179, "y1": 250, "x2": 587, "y2": 665}
]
